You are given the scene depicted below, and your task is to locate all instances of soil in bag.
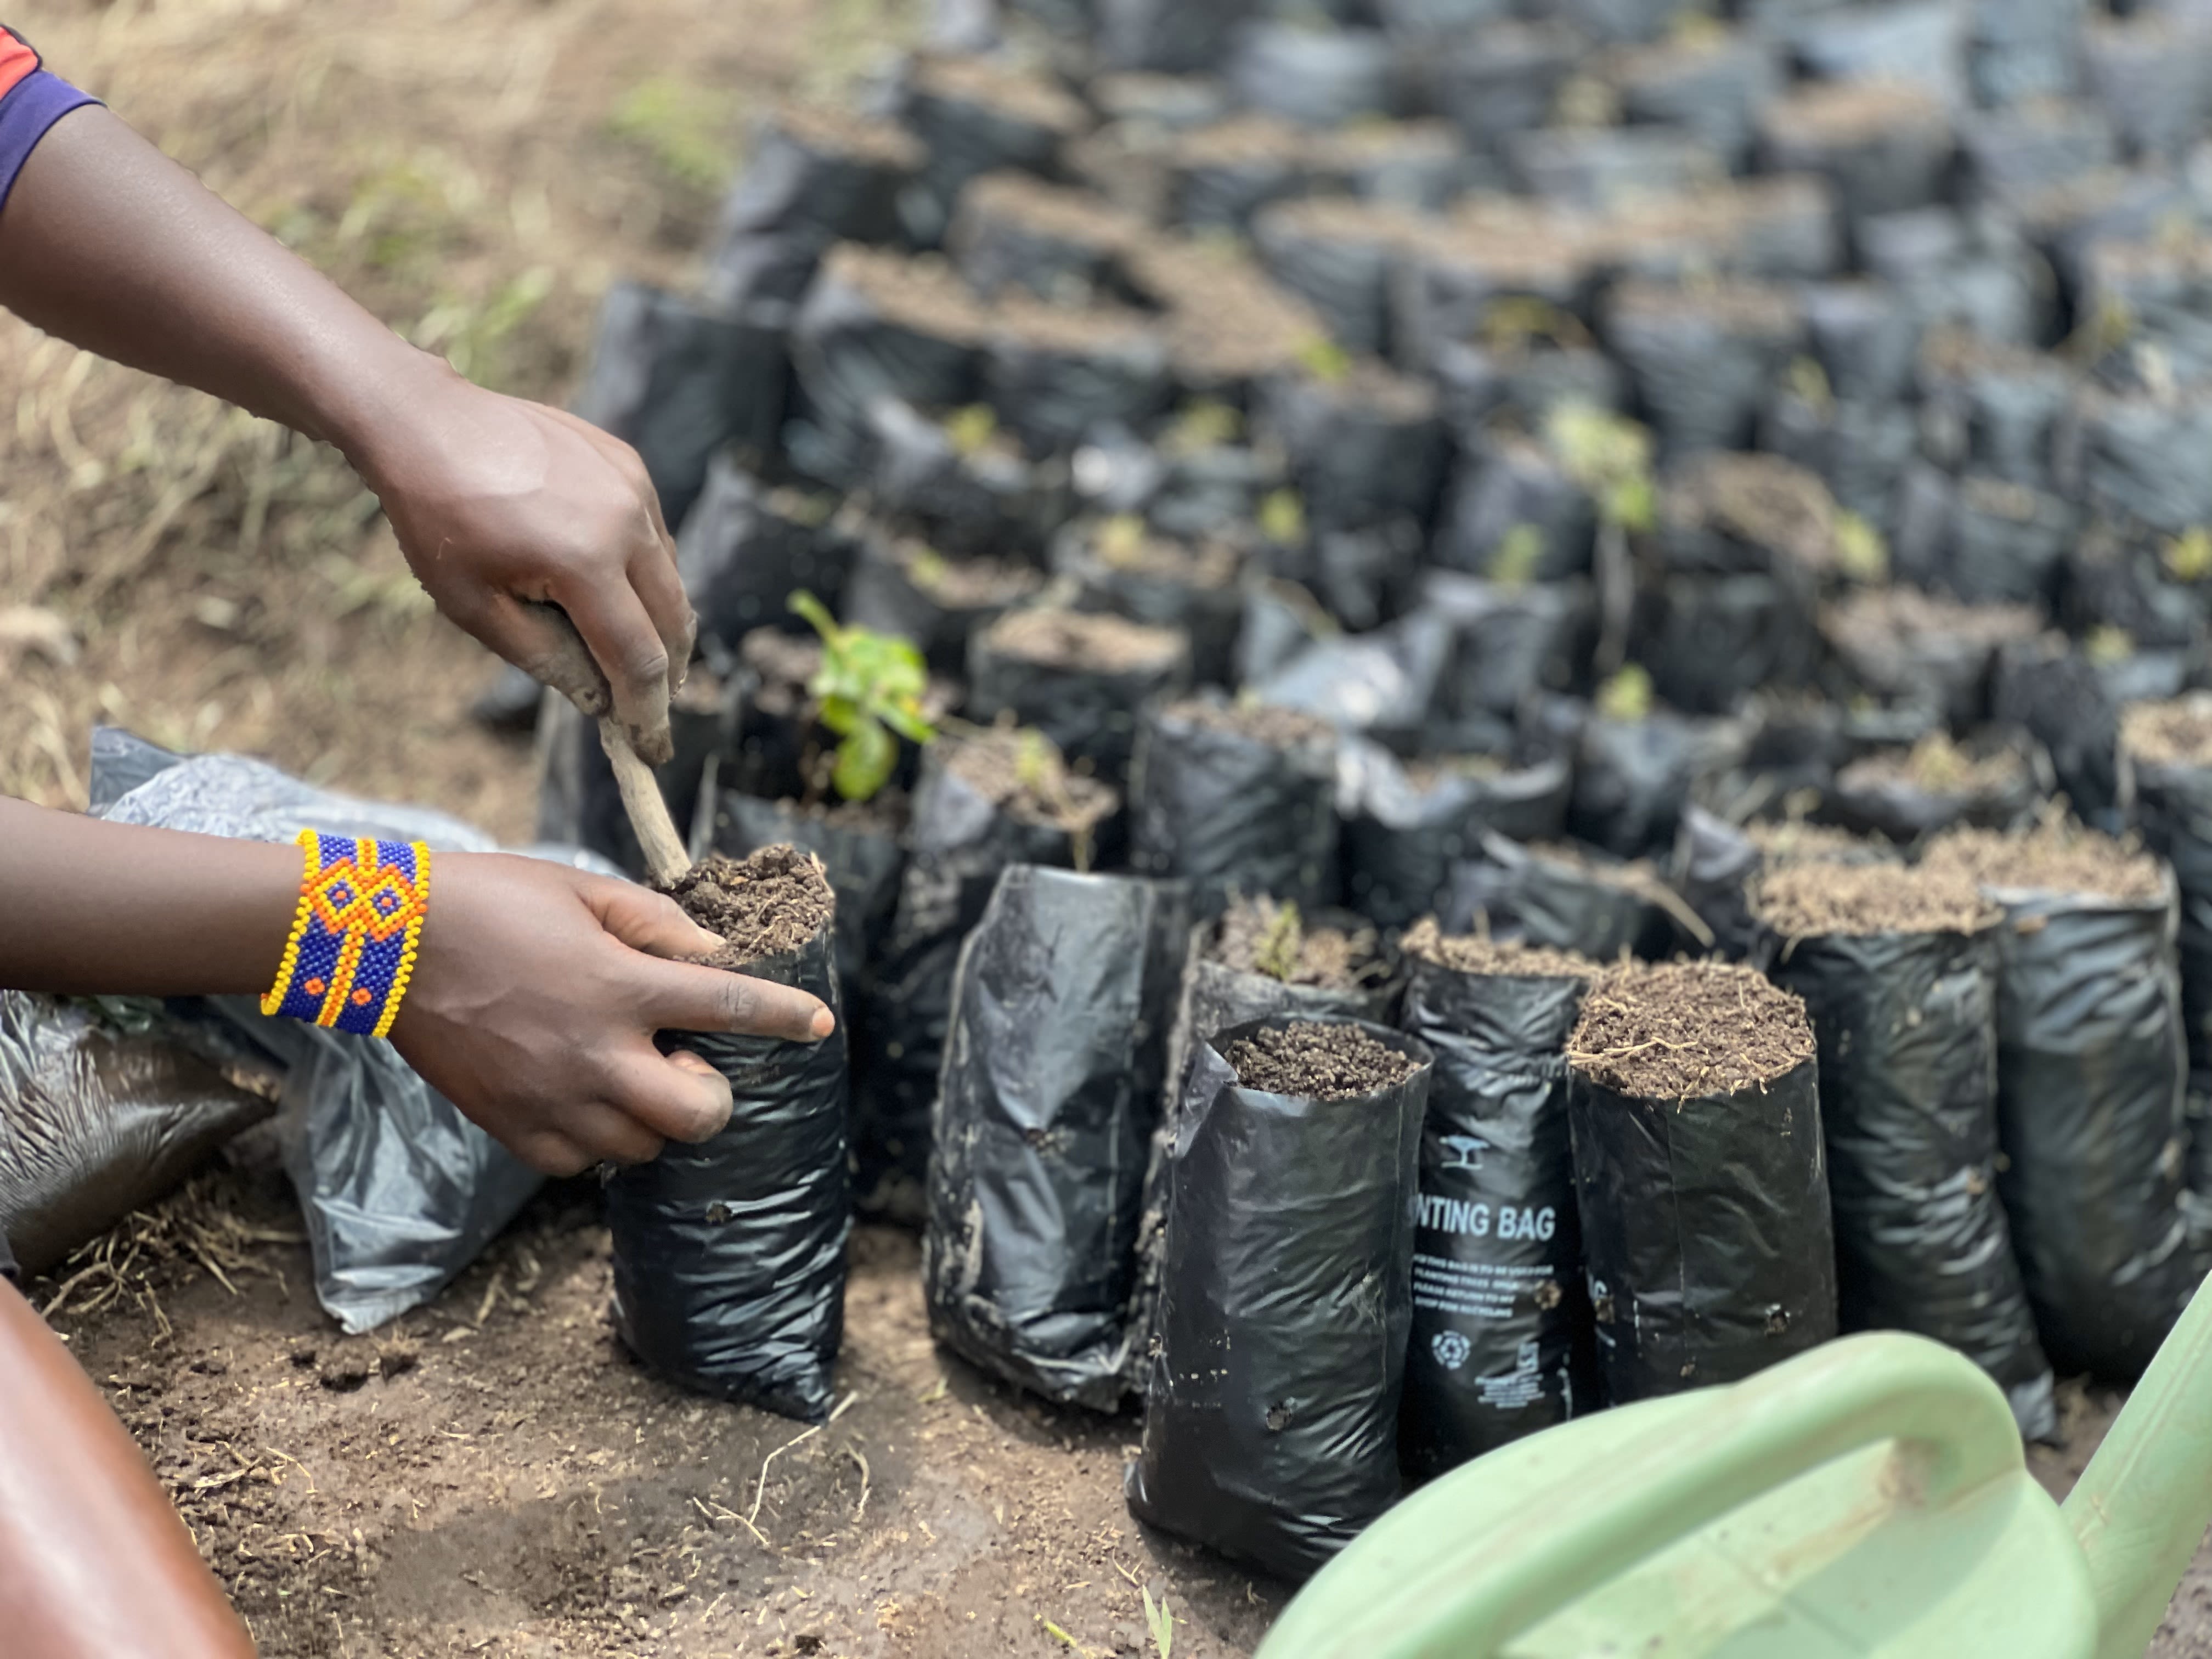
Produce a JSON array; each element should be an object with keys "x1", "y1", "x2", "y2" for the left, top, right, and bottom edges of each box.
[
  {"x1": 1566, "y1": 960, "x2": 1837, "y2": 1404},
  {"x1": 857, "y1": 730, "x2": 1118, "y2": 1222},
  {"x1": 1126, "y1": 1015, "x2": 1432, "y2": 1581},
  {"x1": 1820, "y1": 585, "x2": 2041, "y2": 735},
  {"x1": 607, "y1": 847, "x2": 848, "y2": 1421},
  {"x1": 1922, "y1": 821, "x2": 2201, "y2": 1378},
  {"x1": 704, "y1": 791, "x2": 907, "y2": 1007},
  {"x1": 1128, "y1": 696, "x2": 1339, "y2": 919},
  {"x1": 2124, "y1": 697, "x2": 2212, "y2": 1223},
  {"x1": 966, "y1": 607, "x2": 1193, "y2": 786},
  {"x1": 1757, "y1": 862, "x2": 2057, "y2": 1437},
  {"x1": 841, "y1": 529, "x2": 1043, "y2": 678},
  {"x1": 923, "y1": 865, "x2": 1188, "y2": 1409},
  {"x1": 1822, "y1": 732, "x2": 2044, "y2": 846},
  {"x1": 1397, "y1": 925, "x2": 1599, "y2": 1481},
  {"x1": 1671, "y1": 806, "x2": 1891, "y2": 966},
  {"x1": 1339, "y1": 741, "x2": 1573, "y2": 930},
  {"x1": 1051, "y1": 517, "x2": 1245, "y2": 689}
]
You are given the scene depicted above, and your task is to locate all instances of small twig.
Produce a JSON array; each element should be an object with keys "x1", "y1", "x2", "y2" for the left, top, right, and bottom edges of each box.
[{"x1": 846, "y1": 1447, "x2": 871, "y2": 1523}]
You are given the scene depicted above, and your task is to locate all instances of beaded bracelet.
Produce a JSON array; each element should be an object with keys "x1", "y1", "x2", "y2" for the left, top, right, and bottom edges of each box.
[{"x1": 261, "y1": 831, "x2": 432, "y2": 1039}]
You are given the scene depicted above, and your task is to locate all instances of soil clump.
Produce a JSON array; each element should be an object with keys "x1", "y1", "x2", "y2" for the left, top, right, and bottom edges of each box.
[
  {"x1": 1223, "y1": 1020, "x2": 1418, "y2": 1099},
  {"x1": 1568, "y1": 960, "x2": 1815, "y2": 1098},
  {"x1": 665, "y1": 845, "x2": 836, "y2": 968}
]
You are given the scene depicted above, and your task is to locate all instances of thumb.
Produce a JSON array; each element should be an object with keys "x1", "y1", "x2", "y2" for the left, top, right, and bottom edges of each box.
[{"x1": 585, "y1": 878, "x2": 724, "y2": 961}]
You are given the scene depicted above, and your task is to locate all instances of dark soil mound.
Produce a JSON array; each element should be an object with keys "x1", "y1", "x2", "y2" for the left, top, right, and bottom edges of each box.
[
  {"x1": 667, "y1": 845, "x2": 836, "y2": 968},
  {"x1": 1924, "y1": 817, "x2": 2167, "y2": 902},
  {"x1": 1836, "y1": 733, "x2": 2027, "y2": 795},
  {"x1": 1224, "y1": 1020, "x2": 1417, "y2": 1099},
  {"x1": 2124, "y1": 696, "x2": 2212, "y2": 768},
  {"x1": 1160, "y1": 696, "x2": 1334, "y2": 750},
  {"x1": 1209, "y1": 896, "x2": 1381, "y2": 990},
  {"x1": 982, "y1": 606, "x2": 1186, "y2": 673},
  {"x1": 1754, "y1": 861, "x2": 1997, "y2": 939},
  {"x1": 1401, "y1": 918, "x2": 1597, "y2": 980},
  {"x1": 896, "y1": 544, "x2": 1043, "y2": 606},
  {"x1": 1568, "y1": 960, "x2": 1814, "y2": 1099},
  {"x1": 939, "y1": 727, "x2": 1119, "y2": 833}
]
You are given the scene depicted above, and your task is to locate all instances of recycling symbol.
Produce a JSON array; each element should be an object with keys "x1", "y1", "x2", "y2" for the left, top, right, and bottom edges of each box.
[{"x1": 1431, "y1": 1331, "x2": 1472, "y2": 1371}]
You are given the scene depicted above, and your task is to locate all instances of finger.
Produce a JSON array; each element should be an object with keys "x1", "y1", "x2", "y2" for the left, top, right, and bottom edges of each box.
[
  {"x1": 637, "y1": 958, "x2": 836, "y2": 1043},
  {"x1": 549, "y1": 565, "x2": 676, "y2": 766},
  {"x1": 449, "y1": 591, "x2": 612, "y2": 720},
  {"x1": 512, "y1": 1128, "x2": 596, "y2": 1179},
  {"x1": 560, "y1": 1099, "x2": 667, "y2": 1166},
  {"x1": 628, "y1": 533, "x2": 698, "y2": 699},
  {"x1": 604, "y1": 1045, "x2": 734, "y2": 1144},
  {"x1": 586, "y1": 878, "x2": 724, "y2": 959}
]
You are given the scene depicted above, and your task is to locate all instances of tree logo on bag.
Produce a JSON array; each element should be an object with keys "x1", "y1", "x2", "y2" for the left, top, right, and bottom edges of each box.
[
  {"x1": 1438, "y1": 1134, "x2": 1489, "y2": 1171},
  {"x1": 1431, "y1": 1331, "x2": 1473, "y2": 1371}
]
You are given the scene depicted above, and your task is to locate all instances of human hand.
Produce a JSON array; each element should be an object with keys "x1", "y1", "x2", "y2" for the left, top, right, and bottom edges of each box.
[
  {"x1": 346, "y1": 360, "x2": 693, "y2": 764},
  {"x1": 385, "y1": 852, "x2": 834, "y2": 1175}
]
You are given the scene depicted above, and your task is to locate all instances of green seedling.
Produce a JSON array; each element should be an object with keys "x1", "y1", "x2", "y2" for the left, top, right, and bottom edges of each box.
[
  {"x1": 1491, "y1": 523, "x2": 1546, "y2": 588},
  {"x1": 1252, "y1": 901, "x2": 1305, "y2": 984},
  {"x1": 1480, "y1": 296, "x2": 1589, "y2": 353},
  {"x1": 905, "y1": 544, "x2": 951, "y2": 594},
  {"x1": 1552, "y1": 73, "x2": 1621, "y2": 129},
  {"x1": 1164, "y1": 398, "x2": 1243, "y2": 455},
  {"x1": 1259, "y1": 488, "x2": 1308, "y2": 546},
  {"x1": 1833, "y1": 511, "x2": 1888, "y2": 583},
  {"x1": 1098, "y1": 512, "x2": 1150, "y2": 566},
  {"x1": 2167, "y1": 526, "x2": 2212, "y2": 583},
  {"x1": 1786, "y1": 354, "x2": 1834, "y2": 417},
  {"x1": 788, "y1": 591, "x2": 935, "y2": 803},
  {"x1": 2086, "y1": 624, "x2": 2136, "y2": 665},
  {"x1": 1143, "y1": 1588, "x2": 1176, "y2": 1659},
  {"x1": 1548, "y1": 402, "x2": 1655, "y2": 675},
  {"x1": 1596, "y1": 664, "x2": 1655, "y2": 724},
  {"x1": 944, "y1": 403, "x2": 999, "y2": 458},
  {"x1": 1295, "y1": 334, "x2": 1353, "y2": 383}
]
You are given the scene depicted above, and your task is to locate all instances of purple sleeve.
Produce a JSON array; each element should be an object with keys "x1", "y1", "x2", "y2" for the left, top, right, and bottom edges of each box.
[{"x1": 0, "y1": 68, "x2": 100, "y2": 216}]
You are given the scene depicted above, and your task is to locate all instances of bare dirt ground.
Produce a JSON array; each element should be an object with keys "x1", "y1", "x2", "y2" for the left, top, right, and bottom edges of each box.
[{"x1": 41, "y1": 1134, "x2": 1282, "y2": 1659}]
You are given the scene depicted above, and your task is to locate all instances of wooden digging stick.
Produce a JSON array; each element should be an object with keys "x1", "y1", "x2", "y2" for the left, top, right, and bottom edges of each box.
[{"x1": 532, "y1": 601, "x2": 693, "y2": 887}]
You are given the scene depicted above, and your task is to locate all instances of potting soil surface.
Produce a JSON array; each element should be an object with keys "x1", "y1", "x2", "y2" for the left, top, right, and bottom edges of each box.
[
  {"x1": 2124, "y1": 696, "x2": 2212, "y2": 769},
  {"x1": 1568, "y1": 960, "x2": 1814, "y2": 1099},
  {"x1": 1401, "y1": 919, "x2": 1598, "y2": 981},
  {"x1": 1836, "y1": 732, "x2": 2026, "y2": 795},
  {"x1": 1754, "y1": 860, "x2": 1998, "y2": 939},
  {"x1": 1160, "y1": 698, "x2": 1333, "y2": 751},
  {"x1": 1222, "y1": 1020, "x2": 1415, "y2": 1100},
  {"x1": 1209, "y1": 897, "x2": 1380, "y2": 990},
  {"x1": 1924, "y1": 819, "x2": 2168, "y2": 902},
  {"x1": 982, "y1": 608, "x2": 1185, "y2": 674},
  {"x1": 37, "y1": 1143, "x2": 2212, "y2": 1658},
  {"x1": 667, "y1": 846, "x2": 834, "y2": 967},
  {"x1": 940, "y1": 730, "x2": 1119, "y2": 833}
]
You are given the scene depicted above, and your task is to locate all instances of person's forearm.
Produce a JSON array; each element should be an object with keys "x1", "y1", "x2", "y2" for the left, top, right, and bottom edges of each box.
[
  {"x1": 0, "y1": 800, "x2": 295, "y2": 997},
  {"x1": 0, "y1": 105, "x2": 447, "y2": 468}
]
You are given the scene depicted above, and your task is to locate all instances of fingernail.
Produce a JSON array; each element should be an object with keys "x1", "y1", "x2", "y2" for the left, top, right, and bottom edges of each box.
[{"x1": 810, "y1": 1008, "x2": 836, "y2": 1040}]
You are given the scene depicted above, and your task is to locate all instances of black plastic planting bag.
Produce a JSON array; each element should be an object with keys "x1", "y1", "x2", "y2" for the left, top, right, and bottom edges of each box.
[
  {"x1": 857, "y1": 744, "x2": 1114, "y2": 1215},
  {"x1": 1126, "y1": 1016, "x2": 1432, "y2": 1581},
  {"x1": 706, "y1": 792, "x2": 906, "y2": 1000},
  {"x1": 1571, "y1": 709, "x2": 1750, "y2": 861},
  {"x1": 1977, "y1": 875, "x2": 2199, "y2": 1378},
  {"x1": 676, "y1": 458, "x2": 854, "y2": 653},
  {"x1": 924, "y1": 867, "x2": 1188, "y2": 1409},
  {"x1": 1400, "y1": 961, "x2": 1596, "y2": 1480},
  {"x1": 1770, "y1": 929, "x2": 2057, "y2": 1437},
  {"x1": 1568, "y1": 1056, "x2": 1836, "y2": 1404},
  {"x1": 1443, "y1": 833, "x2": 1692, "y2": 962},
  {"x1": 608, "y1": 900, "x2": 848, "y2": 1422},
  {"x1": 2132, "y1": 755, "x2": 2212, "y2": 1196},
  {"x1": 1338, "y1": 741, "x2": 1572, "y2": 930},
  {"x1": 573, "y1": 281, "x2": 787, "y2": 532},
  {"x1": 1128, "y1": 700, "x2": 1338, "y2": 918},
  {"x1": 862, "y1": 396, "x2": 1069, "y2": 561},
  {"x1": 0, "y1": 992, "x2": 276, "y2": 1277}
]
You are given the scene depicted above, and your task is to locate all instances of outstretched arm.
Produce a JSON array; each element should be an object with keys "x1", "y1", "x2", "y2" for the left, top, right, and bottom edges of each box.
[
  {"x1": 0, "y1": 800, "x2": 835, "y2": 1175},
  {"x1": 0, "y1": 96, "x2": 691, "y2": 763}
]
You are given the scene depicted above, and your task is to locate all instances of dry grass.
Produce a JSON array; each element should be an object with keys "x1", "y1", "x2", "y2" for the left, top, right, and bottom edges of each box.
[{"x1": 0, "y1": 0, "x2": 913, "y2": 836}]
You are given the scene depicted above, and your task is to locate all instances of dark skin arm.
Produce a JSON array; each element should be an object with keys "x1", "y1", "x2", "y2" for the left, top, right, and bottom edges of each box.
[
  {"x1": 0, "y1": 800, "x2": 835, "y2": 1176},
  {"x1": 0, "y1": 105, "x2": 689, "y2": 764}
]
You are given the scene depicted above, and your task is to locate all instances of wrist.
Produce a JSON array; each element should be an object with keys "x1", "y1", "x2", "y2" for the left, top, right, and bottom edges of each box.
[{"x1": 315, "y1": 338, "x2": 470, "y2": 484}]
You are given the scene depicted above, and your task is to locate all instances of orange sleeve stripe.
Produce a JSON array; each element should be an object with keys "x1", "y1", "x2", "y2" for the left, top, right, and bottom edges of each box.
[{"x1": 0, "y1": 30, "x2": 37, "y2": 102}]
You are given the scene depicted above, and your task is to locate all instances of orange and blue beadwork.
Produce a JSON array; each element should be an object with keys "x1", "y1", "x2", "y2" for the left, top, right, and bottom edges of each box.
[{"x1": 260, "y1": 831, "x2": 431, "y2": 1039}]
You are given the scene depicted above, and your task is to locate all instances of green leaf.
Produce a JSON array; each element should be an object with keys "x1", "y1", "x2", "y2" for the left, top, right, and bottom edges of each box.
[
  {"x1": 1294, "y1": 334, "x2": 1352, "y2": 383},
  {"x1": 1259, "y1": 488, "x2": 1307, "y2": 545},
  {"x1": 1143, "y1": 1588, "x2": 1175, "y2": 1659},
  {"x1": 879, "y1": 698, "x2": 938, "y2": 746},
  {"x1": 1596, "y1": 664, "x2": 1655, "y2": 723},
  {"x1": 789, "y1": 589, "x2": 838, "y2": 645},
  {"x1": 944, "y1": 403, "x2": 998, "y2": 457},
  {"x1": 834, "y1": 720, "x2": 899, "y2": 803},
  {"x1": 1490, "y1": 523, "x2": 1545, "y2": 588},
  {"x1": 1833, "y1": 511, "x2": 1888, "y2": 582},
  {"x1": 2166, "y1": 527, "x2": 2212, "y2": 583}
]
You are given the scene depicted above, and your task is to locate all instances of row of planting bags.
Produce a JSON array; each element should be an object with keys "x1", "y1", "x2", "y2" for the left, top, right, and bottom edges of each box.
[{"x1": 601, "y1": 789, "x2": 2208, "y2": 1587}]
